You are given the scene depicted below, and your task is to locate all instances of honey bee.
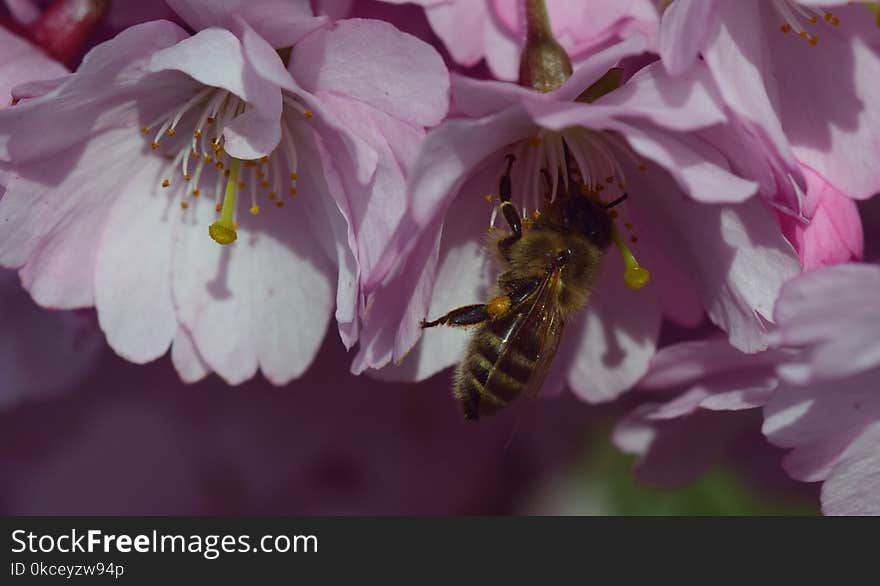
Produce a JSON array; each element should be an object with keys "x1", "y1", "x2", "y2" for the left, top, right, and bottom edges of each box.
[{"x1": 421, "y1": 153, "x2": 640, "y2": 420}]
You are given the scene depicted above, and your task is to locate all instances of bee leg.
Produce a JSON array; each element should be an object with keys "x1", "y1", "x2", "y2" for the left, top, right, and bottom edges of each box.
[
  {"x1": 421, "y1": 304, "x2": 490, "y2": 329},
  {"x1": 499, "y1": 154, "x2": 522, "y2": 239}
]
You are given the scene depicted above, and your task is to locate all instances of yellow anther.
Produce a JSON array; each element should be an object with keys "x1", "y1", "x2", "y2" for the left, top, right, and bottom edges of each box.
[
  {"x1": 215, "y1": 162, "x2": 224, "y2": 170},
  {"x1": 261, "y1": 181, "x2": 270, "y2": 188},
  {"x1": 269, "y1": 191, "x2": 277, "y2": 200},
  {"x1": 809, "y1": 15, "x2": 817, "y2": 24},
  {"x1": 207, "y1": 116, "x2": 215, "y2": 124},
  {"x1": 250, "y1": 205, "x2": 260, "y2": 215},
  {"x1": 180, "y1": 201, "x2": 189, "y2": 209},
  {"x1": 194, "y1": 129, "x2": 202, "y2": 138},
  {"x1": 485, "y1": 194, "x2": 493, "y2": 203},
  {"x1": 260, "y1": 156, "x2": 269, "y2": 163},
  {"x1": 204, "y1": 155, "x2": 213, "y2": 163},
  {"x1": 809, "y1": 36, "x2": 818, "y2": 46},
  {"x1": 215, "y1": 203, "x2": 223, "y2": 212},
  {"x1": 208, "y1": 158, "x2": 242, "y2": 246},
  {"x1": 781, "y1": 23, "x2": 792, "y2": 33},
  {"x1": 611, "y1": 224, "x2": 650, "y2": 290},
  {"x1": 289, "y1": 187, "x2": 297, "y2": 196},
  {"x1": 151, "y1": 142, "x2": 160, "y2": 150},
  {"x1": 290, "y1": 172, "x2": 298, "y2": 181},
  {"x1": 303, "y1": 109, "x2": 313, "y2": 119},
  {"x1": 638, "y1": 164, "x2": 647, "y2": 172},
  {"x1": 141, "y1": 127, "x2": 149, "y2": 134},
  {"x1": 167, "y1": 128, "x2": 176, "y2": 136},
  {"x1": 192, "y1": 189, "x2": 200, "y2": 197},
  {"x1": 276, "y1": 200, "x2": 284, "y2": 208},
  {"x1": 161, "y1": 179, "x2": 170, "y2": 188},
  {"x1": 183, "y1": 173, "x2": 191, "y2": 181}
]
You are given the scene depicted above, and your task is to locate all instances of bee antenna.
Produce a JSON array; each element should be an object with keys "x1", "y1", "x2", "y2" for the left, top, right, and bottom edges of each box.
[{"x1": 605, "y1": 193, "x2": 628, "y2": 209}]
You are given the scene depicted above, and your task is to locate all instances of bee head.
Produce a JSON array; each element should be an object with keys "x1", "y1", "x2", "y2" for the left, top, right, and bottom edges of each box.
[{"x1": 560, "y1": 194, "x2": 613, "y2": 249}]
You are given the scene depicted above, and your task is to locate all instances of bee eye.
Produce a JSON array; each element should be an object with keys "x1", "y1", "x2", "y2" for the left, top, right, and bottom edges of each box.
[{"x1": 556, "y1": 248, "x2": 572, "y2": 265}]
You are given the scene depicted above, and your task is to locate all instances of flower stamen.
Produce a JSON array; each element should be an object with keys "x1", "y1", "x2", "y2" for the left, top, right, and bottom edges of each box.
[
  {"x1": 209, "y1": 158, "x2": 241, "y2": 245},
  {"x1": 611, "y1": 223, "x2": 650, "y2": 289}
]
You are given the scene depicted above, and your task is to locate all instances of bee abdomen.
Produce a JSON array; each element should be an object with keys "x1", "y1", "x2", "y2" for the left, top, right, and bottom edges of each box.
[{"x1": 453, "y1": 326, "x2": 536, "y2": 420}]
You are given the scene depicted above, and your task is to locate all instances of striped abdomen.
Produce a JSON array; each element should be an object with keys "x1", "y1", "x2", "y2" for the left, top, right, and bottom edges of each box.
[{"x1": 453, "y1": 309, "x2": 544, "y2": 420}]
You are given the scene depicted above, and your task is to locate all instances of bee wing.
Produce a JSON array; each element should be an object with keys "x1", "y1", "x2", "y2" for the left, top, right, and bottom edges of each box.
[{"x1": 485, "y1": 267, "x2": 566, "y2": 400}]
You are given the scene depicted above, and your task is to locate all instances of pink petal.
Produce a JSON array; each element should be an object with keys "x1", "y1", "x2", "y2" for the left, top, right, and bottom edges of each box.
[
  {"x1": 638, "y1": 337, "x2": 776, "y2": 390},
  {"x1": 171, "y1": 326, "x2": 210, "y2": 383},
  {"x1": 362, "y1": 177, "x2": 495, "y2": 382},
  {"x1": 310, "y1": 91, "x2": 420, "y2": 289},
  {"x1": 554, "y1": 33, "x2": 651, "y2": 102},
  {"x1": 0, "y1": 27, "x2": 67, "y2": 108},
  {"x1": 768, "y1": 12, "x2": 880, "y2": 200},
  {"x1": 166, "y1": 0, "x2": 324, "y2": 46},
  {"x1": 1, "y1": 130, "x2": 147, "y2": 309},
  {"x1": 171, "y1": 155, "x2": 335, "y2": 385},
  {"x1": 628, "y1": 165, "x2": 800, "y2": 352},
  {"x1": 772, "y1": 264, "x2": 880, "y2": 382},
  {"x1": 763, "y1": 373, "x2": 880, "y2": 482},
  {"x1": 779, "y1": 165, "x2": 864, "y2": 270},
  {"x1": 424, "y1": 0, "x2": 492, "y2": 68},
  {"x1": 702, "y1": 0, "x2": 801, "y2": 187},
  {"x1": 222, "y1": 107, "x2": 282, "y2": 160},
  {"x1": 615, "y1": 122, "x2": 759, "y2": 204},
  {"x1": 593, "y1": 61, "x2": 728, "y2": 132},
  {"x1": 149, "y1": 27, "x2": 281, "y2": 122},
  {"x1": 821, "y1": 422, "x2": 880, "y2": 515},
  {"x1": 351, "y1": 221, "x2": 442, "y2": 374},
  {"x1": 658, "y1": 0, "x2": 718, "y2": 75},
  {"x1": 565, "y1": 252, "x2": 662, "y2": 403},
  {"x1": 290, "y1": 18, "x2": 449, "y2": 127},
  {"x1": 0, "y1": 20, "x2": 191, "y2": 163},
  {"x1": 94, "y1": 157, "x2": 178, "y2": 364}
]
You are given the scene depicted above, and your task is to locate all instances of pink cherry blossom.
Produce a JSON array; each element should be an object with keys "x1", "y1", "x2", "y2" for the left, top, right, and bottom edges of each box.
[
  {"x1": 615, "y1": 263, "x2": 880, "y2": 514},
  {"x1": 659, "y1": 0, "x2": 880, "y2": 212},
  {"x1": 763, "y1": 263, "x2": 880, "y2": 515},
  {"x1": 353, "y1": 39, "x2": 800, "y2": 409},
  {"x1": 0, "y1": 0, "x2": 449, "y2": 385}
]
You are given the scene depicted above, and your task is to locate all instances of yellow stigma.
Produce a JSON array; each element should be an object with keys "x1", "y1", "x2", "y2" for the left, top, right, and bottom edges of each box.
[
  {"x1": 208, "y1": 158, "x2": 242, "y2": 245},
  {"x1": 611, "y1": 224, "x2": 650, "y2": 290}
]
